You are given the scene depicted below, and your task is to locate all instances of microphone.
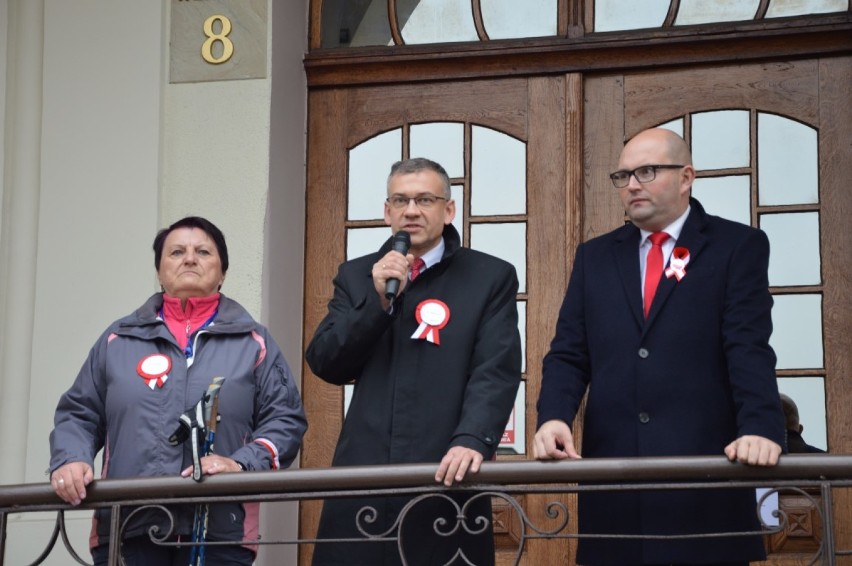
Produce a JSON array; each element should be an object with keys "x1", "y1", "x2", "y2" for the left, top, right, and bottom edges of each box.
[{"x1": 384, "y1": 230, "x2": 411, "y2": 300}]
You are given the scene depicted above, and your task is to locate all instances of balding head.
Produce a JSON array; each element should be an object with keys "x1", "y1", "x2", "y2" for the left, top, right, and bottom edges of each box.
[{"x1": 616, "y1": 128, "x2": 695, "y2": 231}]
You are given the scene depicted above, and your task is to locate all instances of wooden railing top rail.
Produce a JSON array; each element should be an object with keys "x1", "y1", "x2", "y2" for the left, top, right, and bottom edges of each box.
[{"x1": 3, "y1": 455, "x2": 851, "y2": 510}]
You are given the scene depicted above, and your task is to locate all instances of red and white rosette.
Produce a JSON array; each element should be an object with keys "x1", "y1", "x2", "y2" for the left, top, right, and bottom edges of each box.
[
  {"x1": 411, "y1": 299, "x2": 450, "y2": 345},
  {"x1": 665, "y1": 246, "x2": 690, "y2": 281},
  {"x1": 137, "y1": 354, "x2": 171, "y2": 390}
]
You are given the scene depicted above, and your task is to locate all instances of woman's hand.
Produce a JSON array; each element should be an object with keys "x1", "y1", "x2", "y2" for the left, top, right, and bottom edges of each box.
[{"x1": 51, "y1": 462, "x2": 94, "y2": 506}]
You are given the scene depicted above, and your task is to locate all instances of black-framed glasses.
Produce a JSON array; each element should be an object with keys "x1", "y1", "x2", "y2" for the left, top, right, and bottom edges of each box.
[
  {"x1": 609, "y1": 164, "x2": 685, "y2": 188},
  {"x1": 386, "y1": 194, "x2": 448, "y2": 209}
]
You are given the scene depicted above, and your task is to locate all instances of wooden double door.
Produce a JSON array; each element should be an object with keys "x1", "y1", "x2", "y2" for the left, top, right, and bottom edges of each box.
[{"x1": 299, "y1": 58, "x2": 851, "y2": 565}]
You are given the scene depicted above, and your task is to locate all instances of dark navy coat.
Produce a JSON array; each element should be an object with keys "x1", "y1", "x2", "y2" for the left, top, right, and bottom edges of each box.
[{"x1": 538, "y1": 199, "x2": 785, "y2": 565}]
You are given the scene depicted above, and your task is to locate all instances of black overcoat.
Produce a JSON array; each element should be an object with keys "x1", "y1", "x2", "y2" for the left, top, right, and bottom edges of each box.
[{"x1": 307, "y1": 225, "x2": 522, "y2": 566}]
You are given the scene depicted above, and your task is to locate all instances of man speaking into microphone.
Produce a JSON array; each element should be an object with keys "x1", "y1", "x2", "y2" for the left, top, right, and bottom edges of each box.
[{"x1": 307, "y1": 158, "x2": 522, "y2": 566}]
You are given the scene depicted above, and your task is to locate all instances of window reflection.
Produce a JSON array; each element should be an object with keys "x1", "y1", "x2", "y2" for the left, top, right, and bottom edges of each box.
[
  {"x1": 481, "y1": 0, "x2": 558, "y2": 39},
  {"x1": 758, "y1": 113, "x2": 818, "y2": 206},
  {"x1": 692, "y1": 176, "x2": 751, "y2": 226},
  {"x1": 321, "y1": 0, "x2": 391, "y2": 47},
  {"x1": 470, "y1": 223, "x2": 527, "y2": 293},
  {"x1": 675, "y1": 0, "x2": 760, "y2": 25},
  {"x1": 349, "y1": 129, "x2": 402, "y2": 221},
  {"x1": 770, "y1": 294, "x2": 824, "y2": 370},
  {"x1": 778, "y1": 376, "x2": 827, "y2": 451},
  {"x1": 517, "y1": 301, "x2": 527, "y2": 373},
  {"x1": 498, "y1": 381, "x2": 526, "y2": 454},
  {"x1": 322, "y1": 0, "x2": 851, "y2": 46},
  {"x1": 760, "y1": 212, "x2": 821, "y2": 286},
  {"x1": 471, "y1": 126, "x2": 526, "y2": 216},
  {"x1": 399, "y1": 0, "x2": 478, "y2": 44},
  {"x1": 766, "y1": 0, "x2": 847, "y2": 18},
  {"x1": 410, "y1": 123, "x2": 465, "y2": 178},
  {"x1": 692, "y1": 110, "x2": 750, "y2": 170},
  {"x1": 347, "y1": 227, "x2": 392, "y2": 260},
  {"x1": 595, "y1": 0, "x2": 669, "y2": 32}
]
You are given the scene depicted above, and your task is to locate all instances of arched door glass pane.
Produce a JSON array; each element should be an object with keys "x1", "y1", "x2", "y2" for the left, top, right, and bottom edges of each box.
[{"x1": 471, "y1": 126, "x2": 526, "y2": 216}]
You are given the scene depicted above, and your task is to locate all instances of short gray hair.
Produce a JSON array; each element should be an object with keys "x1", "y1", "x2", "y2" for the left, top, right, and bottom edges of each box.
[{"x1": 387, "y1": 158, "x2": 451, "y2": 199}]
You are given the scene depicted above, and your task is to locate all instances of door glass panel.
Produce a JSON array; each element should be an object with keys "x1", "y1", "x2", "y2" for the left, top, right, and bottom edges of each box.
[
  {"x1": 692, "y1": 176, "x2": 751, "y2": 226},
  {"x1": 470, "y1": 223, "x2": 527, "y2": 293},
  {"x1": 321, "y1": 0, "x2": 392, "y2": 48},
  {"x1": 471, "y1": 126, "x2": 526, "y2": 215},
  {"x1": 349, "y1": 129, "x2": 402, "y2": 220},
  {"x1": 518, "y1": 300, "x2": 527, "y2": 373},
  {"x1": 778, "y1": 376, "x2": 828, "y2": 451},
  {"x1": 347, "y1": 227, "x2": 391, "y2": 260},
  {"x1": 410, "y1": 123, "x2": 465, "y2": 177},
  {"x1": 480, "y1": 0, "x2": 558, "y2": 39},
  {"x1": 450, "y1": 184, "x2": 464, "y2": 238},
  {"x1": 770, "y1": 294, "x2": 824, "y2": 369},
  {"x1": 758, "y1": 113, "x2": 818, "y2": 205},
  {"x1": 499, "y1": 382, "x2": 526, "y2": 454},
  {"x1": 692, "y1": 110, "x2": 750, "y2": 170},
  {"x1": 760, "y1": 212, "x2": 821, "y2": 286},
  {"x1": 399, "y1": 0, "x2": 479, "y2": 44},
  {"x1": 675, "y1": 0, "x2": 760, "y2": 25},
  {"x1": 595, "y1": 0, "x2": 669, "y2": 32},
  {"x1": 766, "y1": 0, "x2": 848, "y2": 18}
]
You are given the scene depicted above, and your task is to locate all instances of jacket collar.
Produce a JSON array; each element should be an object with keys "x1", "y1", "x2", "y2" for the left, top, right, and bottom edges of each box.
[
  {"x1": 117, "y1": 292, "x2": 255, "y2": 339},
  {"x1": 614, "y1": 197, "x2": 710, "y2": 331}
]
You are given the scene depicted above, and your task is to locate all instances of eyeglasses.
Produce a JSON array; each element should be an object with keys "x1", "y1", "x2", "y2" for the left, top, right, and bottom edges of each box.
[
  {"x1": 609, "y1": 164, "x2": 685, "y2": 188},
  {"x1": 386, "y1": 194, "x2": 448, "y2": 209}
]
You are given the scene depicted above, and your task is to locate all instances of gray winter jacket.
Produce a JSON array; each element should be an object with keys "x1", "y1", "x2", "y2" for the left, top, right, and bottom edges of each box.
[{"x1": 50, "y1": 293, "x2": 307, "y2": 547}]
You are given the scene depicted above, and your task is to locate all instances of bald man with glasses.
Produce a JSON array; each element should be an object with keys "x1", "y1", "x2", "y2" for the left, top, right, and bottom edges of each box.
[{"x1": 535, "y1": 128, "x2": 785, "y2": 566}]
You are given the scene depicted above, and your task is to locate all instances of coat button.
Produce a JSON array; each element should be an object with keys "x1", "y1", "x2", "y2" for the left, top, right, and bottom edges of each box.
[
  {"x1": 484, "y1": 436, "x2": 494, "y2": 443},
  {"x1": 639, "y1": 412, "x2": 650, "y2": 424},
  {"x1": 638, "y1": 348, "x2": 649, "y2": 358}
]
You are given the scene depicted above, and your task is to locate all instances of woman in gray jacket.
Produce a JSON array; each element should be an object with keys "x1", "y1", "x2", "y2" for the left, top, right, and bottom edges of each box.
[{"x1": 49, "y1": 216, "x2": 307, "y2": 566}]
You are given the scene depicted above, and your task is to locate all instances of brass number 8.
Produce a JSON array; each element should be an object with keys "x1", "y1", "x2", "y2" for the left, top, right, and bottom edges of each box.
[{"x1": 201, "y1": 15, "x2": 234, "y2": 65}]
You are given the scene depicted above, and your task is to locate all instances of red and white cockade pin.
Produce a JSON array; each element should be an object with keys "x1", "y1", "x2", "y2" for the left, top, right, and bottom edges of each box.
[
  {"x1": 411, "y1": 299, "x2": 450, "y2": 345},
  {"x1": 665, "y1": 247, "x2": 690, "y2": 281},
  {"x1": 137, "y1": 354, "x2": 171, "y2": 389}
]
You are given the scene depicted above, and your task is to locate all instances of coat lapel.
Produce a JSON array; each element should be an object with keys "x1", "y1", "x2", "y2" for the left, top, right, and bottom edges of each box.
[
  {"x1": 644, "y1": 198, "x2": 709, "y2": 328},
  {"x1": 613, "y1": 223, "x2": 645, "y2": 328}
]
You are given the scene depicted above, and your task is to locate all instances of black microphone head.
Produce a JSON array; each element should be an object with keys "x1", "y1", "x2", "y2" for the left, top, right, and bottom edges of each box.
[
  {"x1": 384, "y1": 230, "x2": 411, "y2": 301},
  {"x1": 392, "y1": 230, "x2": 411, "y2": 254}
]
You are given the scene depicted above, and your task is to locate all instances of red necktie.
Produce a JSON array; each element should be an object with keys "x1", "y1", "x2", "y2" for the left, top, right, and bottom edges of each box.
[
  {"x1": 410, "y1": 257, "x2": 425, "y2": 281},
  {"x1": 643, "y1": 232, "x2": 670, "y2": 318}
]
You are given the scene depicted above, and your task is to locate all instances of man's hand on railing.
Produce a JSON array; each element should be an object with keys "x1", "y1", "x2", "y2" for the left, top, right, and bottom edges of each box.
[
  {"x1": 50, "y1": 461, "x2": 94, "y2": 506},
  {"x1": 435, "y1": 446, "x2": 484, "y2": 487},
  {"x1": 533, "y1": 419, "x2": 582, "y2": 460},
  {"x1": 724, "y1": 435, "x2": 782, "y2": 466}
]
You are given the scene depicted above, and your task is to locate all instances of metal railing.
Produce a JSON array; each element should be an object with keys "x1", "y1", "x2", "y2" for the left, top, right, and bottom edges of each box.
[{"x1": 2, "y1": 455, "x2": 851, "y2": 565}]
